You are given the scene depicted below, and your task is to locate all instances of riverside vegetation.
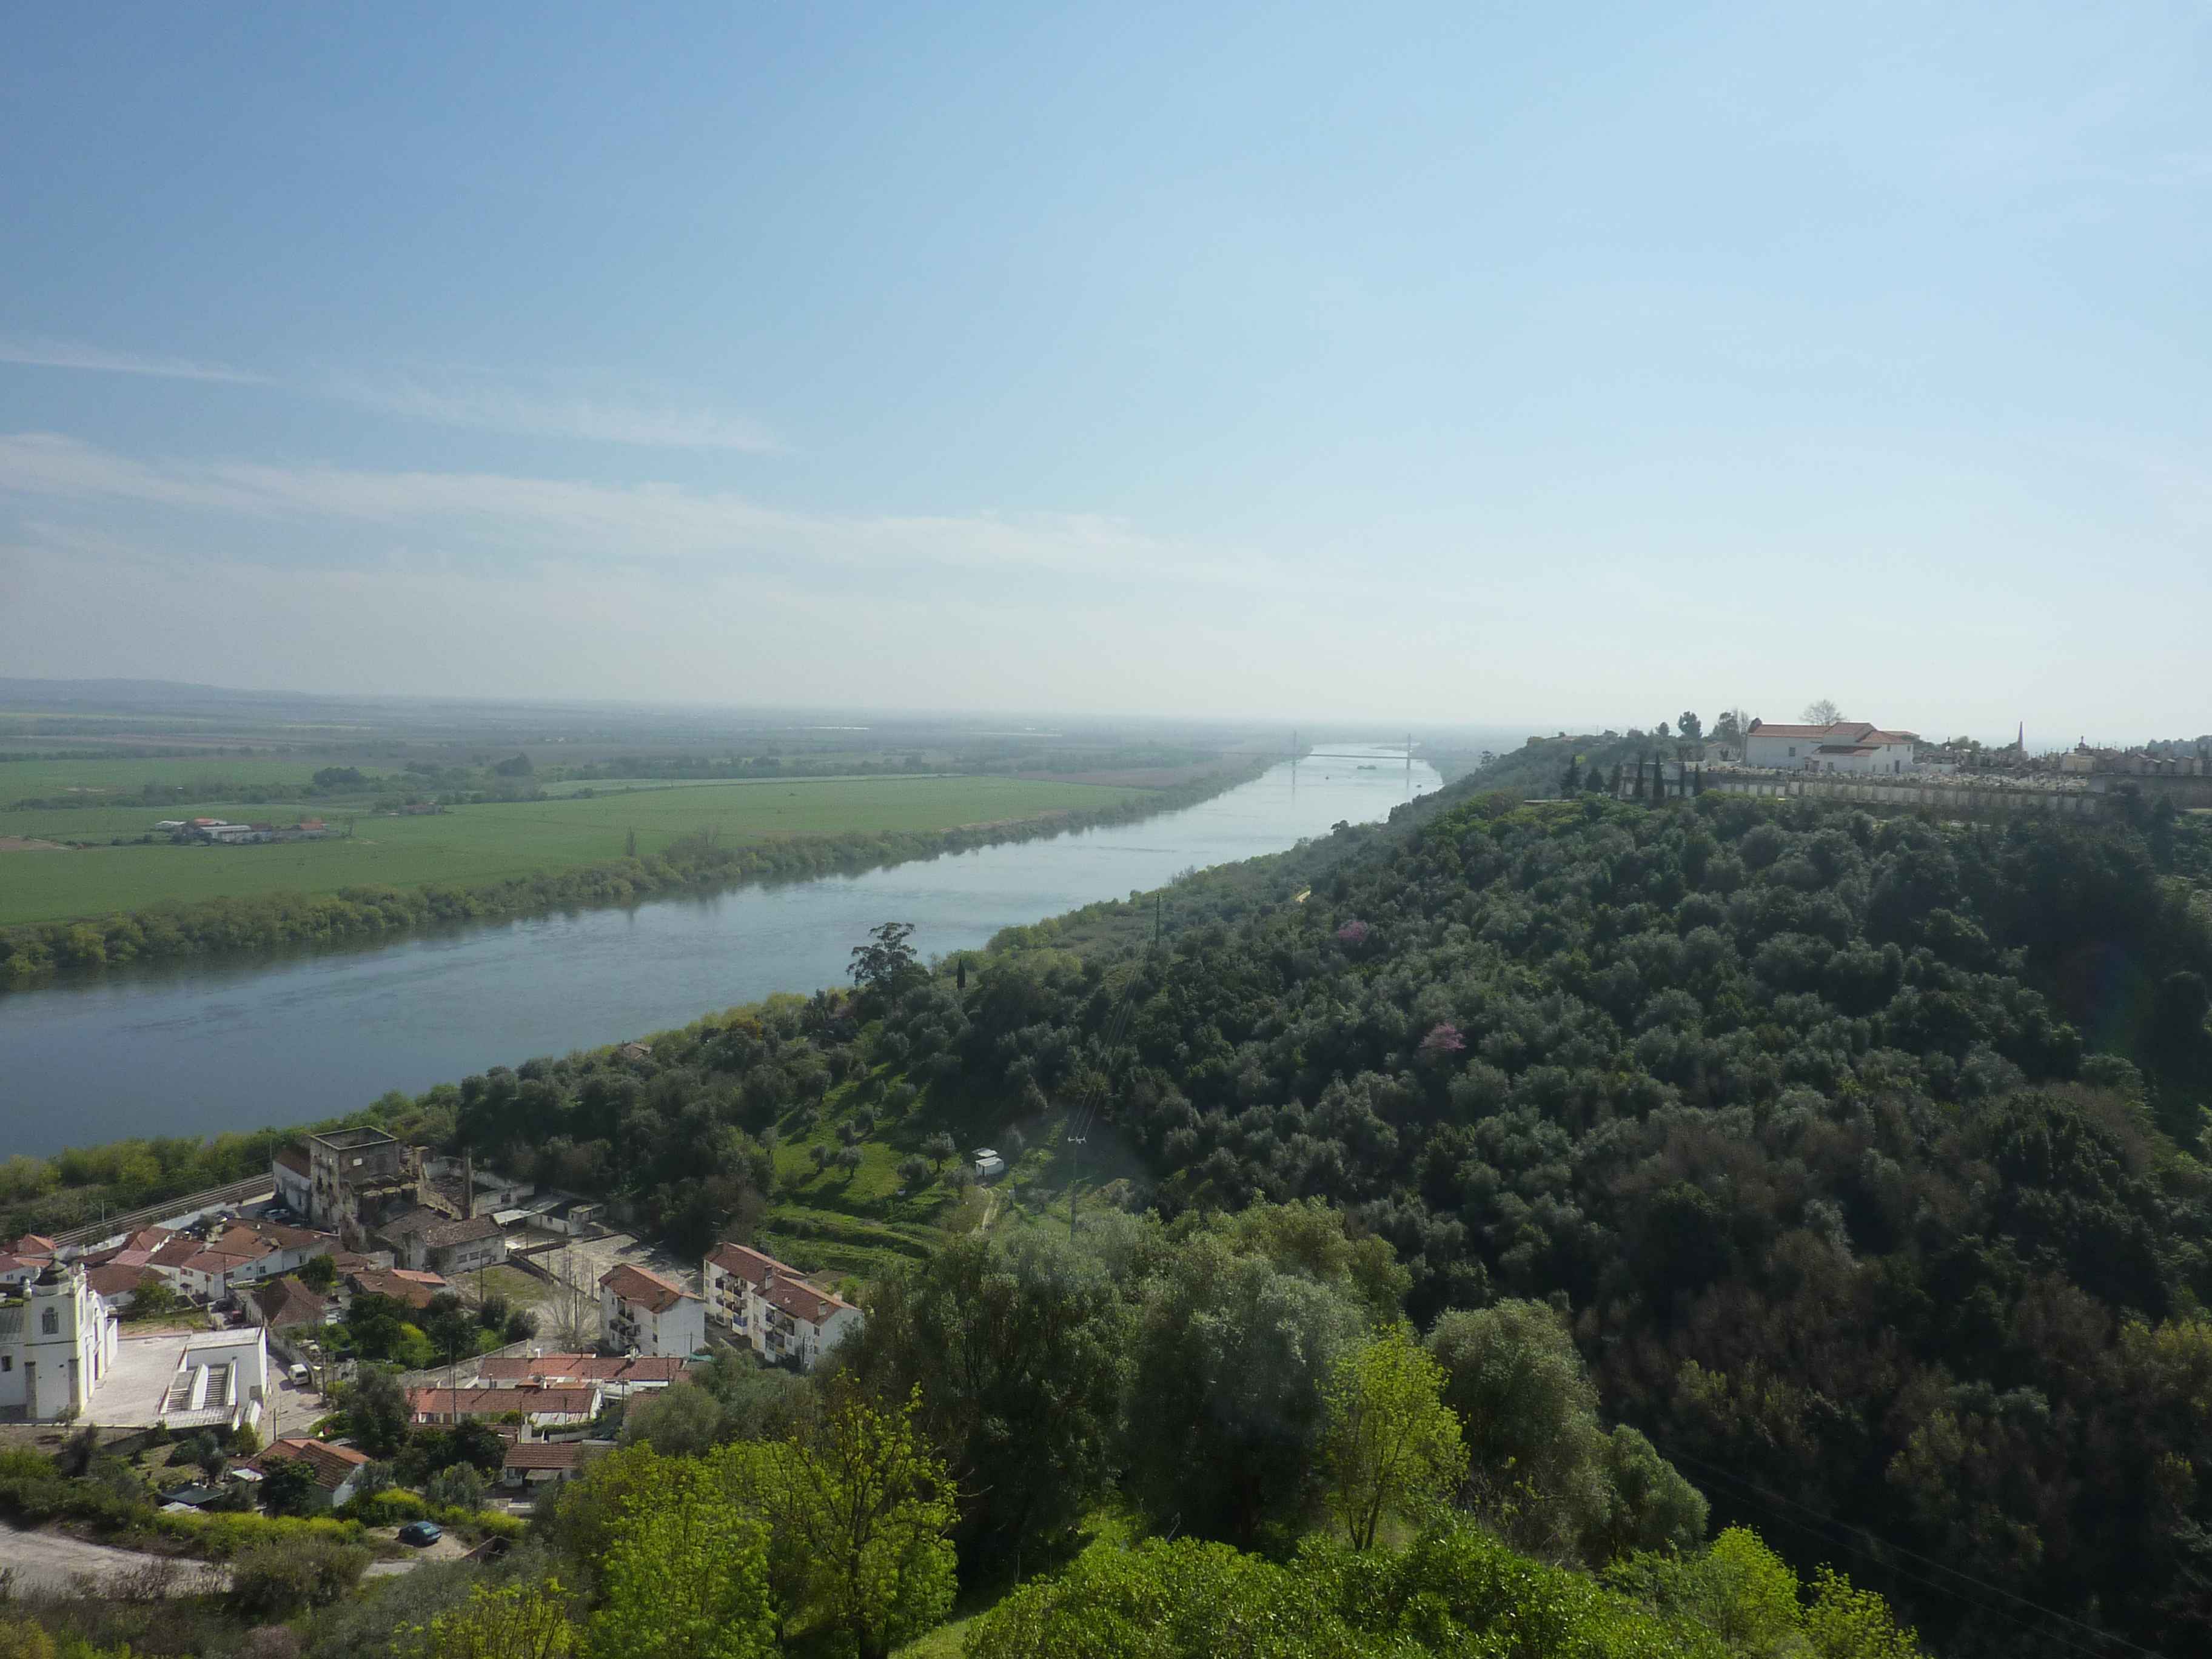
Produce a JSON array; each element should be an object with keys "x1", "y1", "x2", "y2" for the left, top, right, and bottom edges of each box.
[
  {"x1": 9, "y1": 776, "x2": 2212, "y2": 1654},
  {"x1": 0, "y1": 762, "x2": 1262, "y2": 990}
]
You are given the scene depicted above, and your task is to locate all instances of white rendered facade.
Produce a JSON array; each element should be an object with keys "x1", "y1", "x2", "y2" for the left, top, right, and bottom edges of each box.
[{"x1": 0, "y1": 1264, "x2": 119, "y2": 1421}]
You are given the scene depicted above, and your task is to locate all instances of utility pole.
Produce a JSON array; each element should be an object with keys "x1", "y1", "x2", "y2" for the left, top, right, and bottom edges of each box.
[{"x1": 1068, "y1": 1133, "x2": 1084, "y2": 1241}]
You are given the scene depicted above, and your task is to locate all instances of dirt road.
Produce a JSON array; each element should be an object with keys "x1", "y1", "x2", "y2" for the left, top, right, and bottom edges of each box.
[{"x1": 0, "y1": 1524, "x2": 226, "y2": 1597}]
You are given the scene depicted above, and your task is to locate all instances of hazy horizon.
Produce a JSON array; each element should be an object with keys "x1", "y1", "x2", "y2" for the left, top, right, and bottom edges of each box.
[{"x1": 5, "y1": 4, "x2": 2208, "y2": 736}]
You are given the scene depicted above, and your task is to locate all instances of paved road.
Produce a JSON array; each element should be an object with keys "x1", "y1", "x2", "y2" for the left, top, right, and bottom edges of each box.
[{"x1": 0, "y1": 1524, "x2": 227, "y2": 1597}]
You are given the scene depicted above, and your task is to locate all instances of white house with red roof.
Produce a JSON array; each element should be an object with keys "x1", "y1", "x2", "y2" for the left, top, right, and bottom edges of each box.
[
  {"x1": 500, "y1": 1438, "x2": 605, "y2": 1500},
  {"x1": 1743, "y1": 720, "x2": 1918, "y2": 776},
  {"x1": 703, "y1": 1242, "x2": 863, "y2": 1372},
  {"x1": 597, "y1": 1264, "x2": 706, "y2": 1359},
  {"x1": 248, "y1": 1436, "x2": 371, "y2": 1509},
  {"x1": 407, "y1": 1383, "x2": 601, "y2": 1428},
  {"x1": 476, "y1": 1352, "x2": 687, "y2": 1398}
]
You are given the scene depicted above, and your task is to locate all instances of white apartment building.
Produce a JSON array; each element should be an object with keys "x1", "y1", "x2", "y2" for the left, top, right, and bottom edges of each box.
[
  {"x1": 703, "y1": 1242, "x2": 863, "y2": 1372},
  {"x1": 598, "y1": 1263, "x2": 706, "y2": 1359}
]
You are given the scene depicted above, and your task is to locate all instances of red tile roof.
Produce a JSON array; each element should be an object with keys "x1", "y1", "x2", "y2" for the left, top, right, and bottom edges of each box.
[
  {"x1": 478, "y1": 1353, "x2": 688, "y2": 1385},
  {"x1": 599, "y1": 1263, "x2": 694, "y2": 1315},
  {"x1": 254, "y1": 1276, "x2": 333, "y2": 1329},
  {"x1": 503, "y1": 1441, "x2": 600, "y2": 1472},
  {"x1": 255, "y1": 1436, "x2": 369, "y2": 1492},
  {"x1": 417, "y1": 1215, "x2": 501, "y2": 1248},
  {"x1": 705, "y1": 1242, "x2": 780, "y2": 1287},
  {"x1": 408, "y1": 1386, "x2": 598, "y2": 1421},
  {"x1": 1749, "y1": 722, "x2": 1914, "y2": 745},
  {"x1": 706, "y1": 1242, "x2": 854, "y2": 1325},
  {"x1": 347, "y1": 1267, "x2": 441, "y2": 1309},
  {"x1": 85, "y1": 1263, "x2": 163, "y2": 1301},
  {"x1": 762, "y1": 1278, "x2": 853, "y2": 1326}
]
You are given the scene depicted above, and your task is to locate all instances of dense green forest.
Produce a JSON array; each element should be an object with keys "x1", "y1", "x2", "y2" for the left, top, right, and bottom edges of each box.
[
  {"x1": 397, "y1": 786, "x2": 2209, "y2": 1654},
  {"x1": 15, "y1": 777, "x2": 2212, "y2": 1652}
]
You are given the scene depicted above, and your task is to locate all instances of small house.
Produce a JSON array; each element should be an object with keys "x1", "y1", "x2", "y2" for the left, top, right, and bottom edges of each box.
[
  {"x1": 499, "y1": 1438, "x2": 604, "y2": 1499},
  {"x1": 250, "y1": 1437, "x2": 371, "y2": 1509}
]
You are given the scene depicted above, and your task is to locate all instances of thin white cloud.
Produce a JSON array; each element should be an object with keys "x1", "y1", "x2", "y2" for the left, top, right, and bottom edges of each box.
[
  {"x1": 326, "y1": 372, "x2": 784, "y2": 453},
  {"x1": 0, "y1": 335, "x2": 779, "y2": 452},
  {"x1": 0, "y1": 336, "x2": 266, "y2": 385},
  {"x1": 0, "y1": 431, "x2": 1279, "y2": 589}
]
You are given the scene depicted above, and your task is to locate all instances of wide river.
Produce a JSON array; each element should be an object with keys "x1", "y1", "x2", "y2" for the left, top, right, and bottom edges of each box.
[{"x1": 0, "y1": 747, "x2": 1439, "y2": 1154}]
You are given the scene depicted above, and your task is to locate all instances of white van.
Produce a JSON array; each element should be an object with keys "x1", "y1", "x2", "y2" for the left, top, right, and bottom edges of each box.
[{"x1": 288, "y1": 1362, "x2": 310, "y2": 1387}]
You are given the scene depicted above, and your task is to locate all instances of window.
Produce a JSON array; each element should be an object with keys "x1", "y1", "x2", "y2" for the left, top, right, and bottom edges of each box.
[
  {"x1": 2, "y1": 1355, "x2": 11, "y2": 1372},
  {"x1": 1788, "y1": 746, "x2": 1797, "y2": 757},
  {"x1": 41, "y1": 1307, "x2": 59, "y2": 1336}
]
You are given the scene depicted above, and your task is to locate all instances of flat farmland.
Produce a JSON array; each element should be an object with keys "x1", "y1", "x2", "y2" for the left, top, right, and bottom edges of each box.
[
  {"x1": 0, "y1": 756, "x2": 342, "y2": 802},
  {"x1": 0, "y1": 774, "x2": 1144, "y2": 927}
]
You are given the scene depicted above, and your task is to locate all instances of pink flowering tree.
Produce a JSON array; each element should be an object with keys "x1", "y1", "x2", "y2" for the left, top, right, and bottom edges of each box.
[
  {"x1": 1418, "y1": 1022, "x2": 1467, "y2": 1062},
  {"x1": 1335, "y1": 919, "x2": 1371, "y2": 948}
]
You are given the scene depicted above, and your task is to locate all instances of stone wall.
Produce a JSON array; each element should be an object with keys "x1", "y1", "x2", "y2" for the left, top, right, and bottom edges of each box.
[{"x1": 1693, "y1": 772, "x2": 2106, "y2": 819}]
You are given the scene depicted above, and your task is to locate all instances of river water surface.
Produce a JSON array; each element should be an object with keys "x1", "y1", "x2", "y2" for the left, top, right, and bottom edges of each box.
[{"x1": 1, "y1": 748, "x2": 1438, "y2": 1153}]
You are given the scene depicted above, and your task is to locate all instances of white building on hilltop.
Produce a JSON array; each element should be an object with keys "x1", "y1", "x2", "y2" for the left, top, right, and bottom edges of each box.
[
  {"x1": 0, "y1": 1262, "x2": 120, "y2": 1421},
  {"x1": 1743, "y1": 721, "x2": 1918, "y2": 775}
]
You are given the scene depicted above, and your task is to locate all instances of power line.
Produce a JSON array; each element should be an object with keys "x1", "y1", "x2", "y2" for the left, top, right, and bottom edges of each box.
[{"x1": 1649, "y1": 1441, "x2": 2163, "y2": 1659}]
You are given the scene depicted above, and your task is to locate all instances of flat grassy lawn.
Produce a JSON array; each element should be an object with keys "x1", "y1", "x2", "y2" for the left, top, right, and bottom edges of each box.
[{"x1": 0, "y1": 774, "x2": 1142, "y2": 927}]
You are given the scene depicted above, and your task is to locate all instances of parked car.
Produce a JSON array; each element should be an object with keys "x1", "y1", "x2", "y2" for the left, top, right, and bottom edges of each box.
[{"x1": 397, "y1": 1520, "x2": 443, "y2": 1547}]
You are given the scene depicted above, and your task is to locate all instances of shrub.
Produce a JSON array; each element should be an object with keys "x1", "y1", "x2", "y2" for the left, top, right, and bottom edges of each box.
[
  {"x1": 344, "y1": 1489, "x2": 430, "y2": 1526},
  {"x1": 424, "y1": 1464, "x2": 485, "y2": 1512},
  {"x1": 155, "y1": 1508, "x2": 367, "y2": 1561},
  {"x1": 227, "y1": 1533, "x2": 371, "y2": 1618}
]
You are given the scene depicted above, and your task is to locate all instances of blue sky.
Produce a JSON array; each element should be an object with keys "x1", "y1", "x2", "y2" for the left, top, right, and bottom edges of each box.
[{"x1": 2, "y1": 2, "x2": 2207, "y2": 740}]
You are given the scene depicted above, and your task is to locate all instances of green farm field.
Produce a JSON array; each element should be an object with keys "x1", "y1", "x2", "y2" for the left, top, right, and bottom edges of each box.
[
  {"x1": 0, "y1": 756, "x2": 341, "y2": 802},
  {"x1": 0, "y1": 774, "x2": 1144, "y2": 928}
]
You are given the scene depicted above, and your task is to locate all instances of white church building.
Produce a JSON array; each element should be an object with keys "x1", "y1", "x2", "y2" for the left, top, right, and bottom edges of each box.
[
  {"x1": 1742, "y1": 720, "x2": 1918, "y2": 775},
  {"x1": 0, "y1": 1262, "x2": 120, "y2": 1421}
]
